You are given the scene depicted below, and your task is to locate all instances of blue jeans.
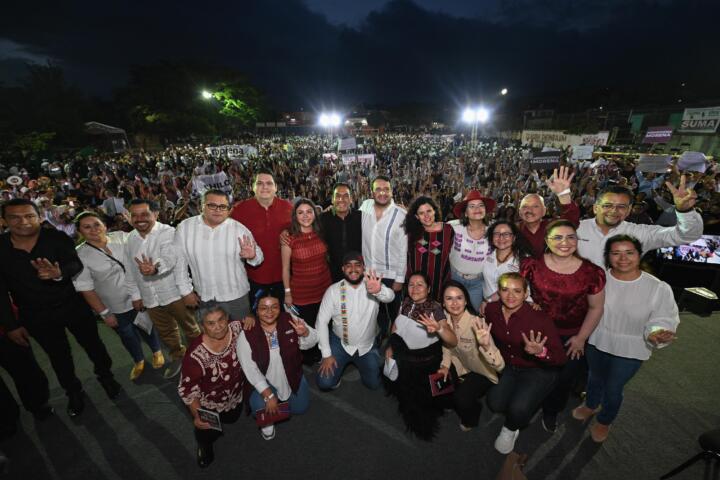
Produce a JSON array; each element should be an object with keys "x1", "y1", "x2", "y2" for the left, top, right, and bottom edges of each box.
[
  {"x1": 585, "y1": 344, "x2": 643, "y2": 425},
  {"x1": 487, "y1": 366, "x2": 559, "y2": 431},
  {"x1": 451, "y1": 269, "x2": 483, "y2": 314},
  {"x1": 115, "y1": 309, "x2": 162, "y2": 363},
  {"x1": 316, "y1": 332, "x2": 382, "y2": 391},
  {"x1": 248, "y1": 376, "x2": 310, "y2": 418}
]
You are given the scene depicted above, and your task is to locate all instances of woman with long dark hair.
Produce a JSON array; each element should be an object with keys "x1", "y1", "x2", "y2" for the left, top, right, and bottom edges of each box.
[{"x1": 403, "y1": 196, "x2": 454, "y2": 302}]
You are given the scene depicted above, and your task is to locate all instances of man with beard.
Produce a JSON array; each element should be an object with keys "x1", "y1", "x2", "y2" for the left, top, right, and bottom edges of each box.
[
  {"x1": 320, "y1": 183, "x2": 362, "y2": 282},
  {"x1": 577, "y1": 178, "x2": 703, "y2": 267},
  {"x1": 359, "y1": 176, "x2": 407, "y2": 336},
  {"x1": 125, "y1": 199, "x2": 201, "y2": 379},
  {"x1": 518, "y1": 166, "x2": 580, "y2": 258},
  {"x1": 315, "y1": 251, "x2": 395, "y2": 391}
]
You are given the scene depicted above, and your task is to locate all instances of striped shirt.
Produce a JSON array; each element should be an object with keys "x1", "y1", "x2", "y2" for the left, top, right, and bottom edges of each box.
[{"x1": 174, "y1": 215, "x2": 263, "y2": 302}]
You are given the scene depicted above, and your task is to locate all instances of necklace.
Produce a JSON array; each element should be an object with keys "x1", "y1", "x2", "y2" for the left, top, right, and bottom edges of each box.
[{"x1": 496, "y1": 249, "x2": 513, "y2": 264}]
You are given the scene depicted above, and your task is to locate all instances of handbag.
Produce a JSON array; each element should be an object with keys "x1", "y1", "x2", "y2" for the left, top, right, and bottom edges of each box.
[{"x1": 495, "y1": 452, "x2": 528, "y2": 480}]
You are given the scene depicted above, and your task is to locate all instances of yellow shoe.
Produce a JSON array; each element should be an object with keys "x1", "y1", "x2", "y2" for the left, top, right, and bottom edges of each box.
[
  {"x1": 130, "y1": 360, "x2": 145, "y2": 381},
  {"x1": 152, "y1": 351, "x2": 165, "y2": 369}
]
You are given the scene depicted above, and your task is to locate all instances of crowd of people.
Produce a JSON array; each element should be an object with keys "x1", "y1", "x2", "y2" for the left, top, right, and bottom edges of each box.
[{"x1": 0, "y1": 132, "x2": 712, "y2": 470}]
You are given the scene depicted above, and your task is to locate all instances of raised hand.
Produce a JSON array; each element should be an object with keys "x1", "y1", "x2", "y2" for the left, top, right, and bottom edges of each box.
[
  {"x1": 521, "y1": 329, "x2": 548, "y2": 356},
  {"x1": 471, "y1": 317, "x2": 493, "y2": 349},
  {"x1": 30, "y1": 258, "x2": 62, "y2": 280},
  {"x1": 288, "y1": 317, "x2": 309, "y2": 337},
  {"x1": 238, "y1": 235, "x2": 256, "y2": 259},
  {"x1": 417, "y1": 312, "x2": 441, "y2": 333},
  {"x1": 665, "y1": 174, "x2": 697, "y2": 211},
  {"x1": 364, "y1": 269, "x2": 383, "y2": 295},
  {"x1": 134, "y1": 254, "x2": 158, "y2": 276},
  {"x1": 547, "y1": 165, "x2": 575, "y2": 195}
]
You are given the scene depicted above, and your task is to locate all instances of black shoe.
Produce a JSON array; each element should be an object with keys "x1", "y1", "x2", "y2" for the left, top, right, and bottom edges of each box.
[
  {"x1": 99, "y1": 377, "x2": 121, "y2": 399},
  {"x1": 66, "y1": 391, "x2": 85, "y2": 417},
  {"x1": 197, "y1": 443, "x2": 214, "y2": 468},
  {"x1": 541, "y1": 412, "x2": 558, "y2": 433},
  {"x1": 31, "y1": 405, "x2": 55, "y2": 422}
]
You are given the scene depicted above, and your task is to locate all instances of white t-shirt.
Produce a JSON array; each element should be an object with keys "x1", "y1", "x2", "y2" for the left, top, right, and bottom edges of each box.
[{"x1": 448, "y1": 220, "x2": 491, "y2": 276}]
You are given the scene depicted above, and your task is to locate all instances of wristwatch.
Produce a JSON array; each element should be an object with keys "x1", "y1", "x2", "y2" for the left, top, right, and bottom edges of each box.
[{"x1": 263, "y1": 393, "x2": 275, "y2": 402}]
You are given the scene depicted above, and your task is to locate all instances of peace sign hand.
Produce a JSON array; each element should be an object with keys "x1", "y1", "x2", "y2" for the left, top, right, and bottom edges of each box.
[
  {"x1": 547, "y1": 165, "x2": 575, "y2": 195},
  {"x1": 288, "y1": 317, "x2": 309, "y2": 338},
  {"x1": 665, "y1": 174, "x2": 697, "y2": 211},
  {"x1": 364, "y1": 269, "x2": 383, "y2": 295},
  {"x1": 521, "y1": 329, "x2": 547, "y2": 356},
  {"x1": 417, "y1": 312, "x2": 440, "y2": 333},
  {"x1": 30, "y1": 258, "x2": 62, "y2": 280},
  {"x1": 134, "y1": 254, "x2": 158, "y2": 276},
  {"x1": 471, "y1": 317, "x2": 493, "y2": 349},
  {"x1": 238, "y1": 235, "x2": 256, "y2": 259}
]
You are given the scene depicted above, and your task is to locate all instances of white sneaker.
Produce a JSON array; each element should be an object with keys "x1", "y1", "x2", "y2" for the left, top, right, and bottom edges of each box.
[
  {"x1": 260, "y1": 425, "x2": 275, "y2": 441},
  {"x1": 494, "y1": 426, "x2": 520, "y2": 454}
]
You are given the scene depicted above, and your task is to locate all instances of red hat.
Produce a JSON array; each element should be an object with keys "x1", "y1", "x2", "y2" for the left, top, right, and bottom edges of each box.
[{"x1": 452, "y1": 190, "x2": 497, "y2": 219}]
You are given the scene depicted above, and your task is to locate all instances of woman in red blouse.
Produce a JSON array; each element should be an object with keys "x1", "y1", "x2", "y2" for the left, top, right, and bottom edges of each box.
[
  {"x1": 485, "y1": 272, "x2": 566, "y2": 454},
  {"x1": 520, "y1": 219, "x2": 605, "y2": 432},
  {"x1": 281, "y1": 198, "x2": 332, "y2": 361},
  {"x1": 403, "y1": 196, "x2": 454, "y2": 302}
]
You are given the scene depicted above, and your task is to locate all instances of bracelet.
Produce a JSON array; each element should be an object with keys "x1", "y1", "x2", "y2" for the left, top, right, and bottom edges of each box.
[
  {"x1": 556, "y1": 188, "x2": 571, "y2": 196},
  {"x1": 535, "y1": 346, "x2": 548, "y2": 359},
  {"x1": 99, "y1": 308, "x2": 110, "y2": 318},
  {"x1": 284, "y1": 288, "x2": 291, "y2": 293},
  {"x1": 263, "y1": 393, "x2": 275, "y2": 402}
]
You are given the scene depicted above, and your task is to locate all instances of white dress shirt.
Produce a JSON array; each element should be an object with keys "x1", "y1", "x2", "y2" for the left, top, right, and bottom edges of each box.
[
  {"x1": 316, "y1": 280, "x2": 395, "y2": 358},
  {"x1": 125, "y1": 221, "x2": 183, "y2": 308},
  {"x1": 359, "y1": 199, "x2": 408, "y2": 283},
  {"x1": 589, "y1": 271, "x2": 679, "y2": 361},
  {"x1": 237, "y1": 326, "x2": 318, "y2": 401},
  {"x1": 482, "y1": 251, "x2": 520, "y2": 300},
  {"x1": 175, "y1": 215, "x2": 263, "y2": 302},
  {"x1": 73, "y1": 231, "x2": 137, "y2": 314},
  {"x1": 577, "y1": 210, "x2": 703, "y2": 268}
]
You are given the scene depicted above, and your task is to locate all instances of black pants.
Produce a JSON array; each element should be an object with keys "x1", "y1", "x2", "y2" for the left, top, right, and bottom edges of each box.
[
  {"x1": 0, "y1": 336, "x2": 49, "y2": 426},
  {"x1": 249, "y1": 280, "x2": 285, "y2": 309},
  {"x1": 452, "y1": 369, "x2": 495, "y2": 428},
  {"x1": 21, "y1": 297, "x2": 113, "y2": 395},
  {"x1": 542, "y1": 336, "x2": 588, "y2": 416},
  {"x1": 194, "y1": 405, "x2": 243, "y2": 447}
]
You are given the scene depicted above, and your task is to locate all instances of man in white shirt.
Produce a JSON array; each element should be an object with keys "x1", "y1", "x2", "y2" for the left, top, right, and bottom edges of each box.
[
  {"x1": 577, "y1": 177, "x2": 703, "y2": 267},
  {"x1": 175, "y1": 189, "x2": 263, "y2": 321},
  {"x1": 315, "y1": 251, "x2": 395, "y2": 391},
  {"x1": 125, "y1": 199, "x2": 201, "y2": 379},
  {"x1": 358, "y1": 176, "x2": 407, "y2": 337}
]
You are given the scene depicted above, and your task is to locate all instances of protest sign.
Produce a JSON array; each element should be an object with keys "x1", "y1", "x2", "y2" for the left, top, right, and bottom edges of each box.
[
  {"x1": 572, "y1": 145, "x2": 594, "y2": 160},
  {"x1": 677, "y1": 151, "x2": 707, "y2": 173},
  {"x1": 530, "y1": 151, "x2": 560, "y2": 170},
  {"x1": 342, "y1": 153, "x2": 375, "y2": 166},
  {"x1": 642, "y1": 126, "x2": 673, "y2": 143},
  {"x1": 191, "y1": 172, "x2": 233, "y2": 196},
  {"x1": 338, "y1": 137, "x2": 357, "y2": 151},
  {"x1": 637, "y1": 154, "x2": 672, "y2": 173},
  {"x1": 205, "y1": 145, "x2": 258, "y2": 159}
]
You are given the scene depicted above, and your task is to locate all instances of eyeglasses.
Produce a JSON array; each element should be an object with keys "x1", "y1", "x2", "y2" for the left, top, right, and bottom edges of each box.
[
  {"x1": 492, "y1": 232, "x2": 514, "y2": 238},
  {"x1": 205, "y1": 203, "x2": 230, "y2": 211},
  {"x1": 547, "y1": 234, "x2": 579, "y2": 243},
  {"x1": 599, "y1": 203, "x2": 630, "y2": 211}
]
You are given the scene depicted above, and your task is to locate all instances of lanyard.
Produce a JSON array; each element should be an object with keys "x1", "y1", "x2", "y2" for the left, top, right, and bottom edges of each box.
[{"x1": 340, "y1": 281, "x2": 349, "y2": 346}]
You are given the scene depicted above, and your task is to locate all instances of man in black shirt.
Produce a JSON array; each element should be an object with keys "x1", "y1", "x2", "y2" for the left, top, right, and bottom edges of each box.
[
  {"x1": 0, "y1": 199, "x2": 119, "y2": 417},
  {"x1": 320, "y1": 183, "x2": 362, "y2": 282}
]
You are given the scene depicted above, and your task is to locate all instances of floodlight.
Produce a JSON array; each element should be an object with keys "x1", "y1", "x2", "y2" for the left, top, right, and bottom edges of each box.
[
  {"x1": 201, "y1": 90, "x2": 213, "y2": 99},
  {"x1": 500, "y1": 88, "x2": 508, "y2": 96}
]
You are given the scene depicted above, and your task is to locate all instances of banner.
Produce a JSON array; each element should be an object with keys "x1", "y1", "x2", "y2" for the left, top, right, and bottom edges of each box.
[
  {"x1": 191, "y1": 172, "x2": 233, "y2": 196},
  {"x1": 572, "y1": 145, "x2": 595, "y2": 160},
  {"x1": 341, "y1": 154, "x2": 375, "y2": 166},
  {"x1": 338, "y1": 137, "x2": 357, "y2": 151},
  {"x1": 679, "y1": 107, "x2": 720, "y2": 133},
  {"x1": 530, "y1": 151, "x2": 560, "y2": 170},
  {"x1": 205, "y1": 144, "x2": 258, "y2": 159},
  {"x1": 642, "y1": 126, "x2": 673, "y2": 143},
  {"x1": 637, "y1": 154, "x2": 672, "y2": 173},
  {"x1": 521, "y1": 130, "x2": 609, "y2": 148},
  {"x1": 677, "y1": 151, "x2": 707, "y2": 173}
]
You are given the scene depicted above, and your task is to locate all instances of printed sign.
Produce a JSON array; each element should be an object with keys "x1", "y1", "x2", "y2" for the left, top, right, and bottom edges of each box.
[
  {"x1": 679, "y1": 107, "x2": 720, "y2": 133},
  {"x1": 205, "y1": 144, "x2": 258, "y2": 159},
  {"x1": 677, "y1": 151, "x2": 707, "y2": 173},
  {"x1": 642, "y1": 126, "x2": 673, "y2": 144},
  {"x1": 530, "y1": 151, "x2": 560, "y2": 170},
  {"x1": 572, "y1": 145, "x2": 595, "y2": 160},
  {"x1": 191, "y1": 172, "x2": 233, "y2": 196},
  {"x1": 338, "y1": 137, "x2": 357, "y2": 151},
  {"x1": 637, "y1": 154, "x2": 672, "y2": 173}
]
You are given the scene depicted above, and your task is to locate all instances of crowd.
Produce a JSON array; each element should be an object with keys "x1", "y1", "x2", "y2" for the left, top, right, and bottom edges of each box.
[{"x1": 0, "y1": 132, "x2": 713, "y2": 471}]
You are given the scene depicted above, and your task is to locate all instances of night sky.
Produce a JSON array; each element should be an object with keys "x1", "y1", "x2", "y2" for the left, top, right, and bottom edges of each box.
[{"x1": 1, "y1": 0, "x2": 718, "y2": 109}]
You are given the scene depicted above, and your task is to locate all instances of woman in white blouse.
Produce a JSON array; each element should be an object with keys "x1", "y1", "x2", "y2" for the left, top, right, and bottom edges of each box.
[
  {"x1": 73, "y1": 212, "x2": 164, "y2": 380},
  {"x1": 448, "y1": 190, "x2": 496, "y2": 312},
  {"x1": 572, "y1": 234, "x2": 679, "y2": 443}
]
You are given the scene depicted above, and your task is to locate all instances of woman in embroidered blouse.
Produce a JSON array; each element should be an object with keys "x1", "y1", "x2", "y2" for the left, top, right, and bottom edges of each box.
[
  {"x1": 520, "y1": 219, "x2": 606, "y2": 432},
  {"x1": 572, "y1": 235, "x2": 678, "y2": 443},
  {"x1": 281, "y1": 198, "x2": 332, "y2": 338},
  {"x1": 72, "y1": 211, "x2": 163, "y2": 381},
  {"x1": 485, "y1": 272, "x2": 566, "y2": 454},
  {"x1": 437, "y1": 281, "x2": 505, "y2": 432},
  {"x1": 384, "y1": 272, "x2": 457, "y2": 440},
  {"x1": 447, "y1": 190, "x2": 496, "y2": 313},
  {"x1": 403, "y1": 196, "x2": 454, "y2": 302}
]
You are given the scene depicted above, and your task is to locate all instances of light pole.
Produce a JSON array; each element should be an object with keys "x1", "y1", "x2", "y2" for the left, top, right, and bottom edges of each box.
[
  {"x1": 462, "y1": 107, "x2": 490, "y2": 147},
  {"x1": 318, "y1": 112, "x2": 342, "y2": 146}
]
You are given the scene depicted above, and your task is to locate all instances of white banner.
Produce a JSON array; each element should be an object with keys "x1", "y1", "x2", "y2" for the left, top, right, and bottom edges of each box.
[
  {"x1": 341, "y1": 154, "x2": 375, "y2": 166},
  {"x1": 192, "y1": 172, "x2": 233, "y2": 196},
  {"x1": 679, "y1": 107, "x2": 720, "y2": 133},
  {"x1": 521, "y1": 130, "x2": 609, "y2": 148},
  {"x1": 637, "y1": 155, "x2": 672, "y2": 173},
  {"x1": 572, "y1": 145, "x2": 595, "y2": 160},
  {"x1": 205, "y1": 144, "x2": 258, "y2": 159},
  {"x1": 338, "y1": 137, "x2": 357, "y2": 151},
  {"x1": 677, "y1": 151, "x2": 707, "y2": 173}
]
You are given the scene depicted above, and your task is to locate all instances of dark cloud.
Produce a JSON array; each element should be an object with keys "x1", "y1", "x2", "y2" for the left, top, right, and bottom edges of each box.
[{"x1": 1, "y1": 0, "x2": 717, "y2": 108}]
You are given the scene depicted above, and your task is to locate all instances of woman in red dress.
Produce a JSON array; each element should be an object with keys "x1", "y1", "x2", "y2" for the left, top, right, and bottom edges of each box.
[
  {"x1": 403, "y1": 196, "x2": 454, "y2": 302},
  {"x1": 520, "y1": 219, "x2": 605, "y2": 432}
]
